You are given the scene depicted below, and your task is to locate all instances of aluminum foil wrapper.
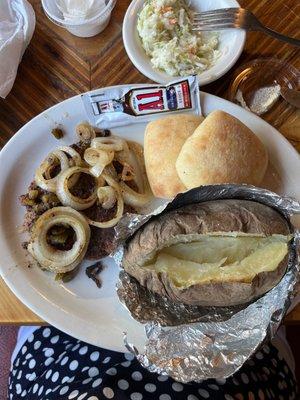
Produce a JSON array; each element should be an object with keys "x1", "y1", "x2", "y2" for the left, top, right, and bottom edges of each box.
[{"x1": 114, "y1": 184, "x2": 300, "y2": 383}]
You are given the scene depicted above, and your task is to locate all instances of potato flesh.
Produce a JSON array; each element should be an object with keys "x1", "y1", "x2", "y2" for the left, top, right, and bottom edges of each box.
[{"x1": 146, "y1": 235, "x2": 289, "y2": 288}]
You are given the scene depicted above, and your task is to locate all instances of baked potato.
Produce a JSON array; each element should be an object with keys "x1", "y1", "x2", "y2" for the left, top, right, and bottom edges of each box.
[{"x1": 122, "y1": 199, "x2": 292, "y2": 307}]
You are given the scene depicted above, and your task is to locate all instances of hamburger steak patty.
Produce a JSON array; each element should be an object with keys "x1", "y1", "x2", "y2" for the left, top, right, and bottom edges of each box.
[
  {"x1": 84, "y1": 203, "x2": 135, "y2": 259},
  {"x1": 20, "y1": 160, "x2": 136, "y2": 260}
]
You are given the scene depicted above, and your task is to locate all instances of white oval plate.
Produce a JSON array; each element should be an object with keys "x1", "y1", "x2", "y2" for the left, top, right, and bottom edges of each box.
[
  {"x1": 0, "y1": 87, "x2": 299, "y2": 352},
  {"x1": 123, "y1": 0, "x2": 246, "y2": 85}
]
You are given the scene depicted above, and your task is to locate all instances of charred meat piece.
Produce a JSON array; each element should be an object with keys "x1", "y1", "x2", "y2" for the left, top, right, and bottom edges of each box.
[
  {"x1": 85, "y1": 261, "x2": 105, "y2": 288},
  {"x1": 51, "y1": 127, "x2": 64, "y2": 140}
]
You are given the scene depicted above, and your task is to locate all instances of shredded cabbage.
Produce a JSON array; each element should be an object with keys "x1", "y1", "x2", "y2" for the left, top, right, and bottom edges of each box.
[{"x1": 137, "y1": 0, "x2": 219, "y2": 76}]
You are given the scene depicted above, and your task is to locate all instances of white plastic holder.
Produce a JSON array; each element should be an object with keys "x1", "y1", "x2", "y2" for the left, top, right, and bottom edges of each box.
[{"x1": 41, "y1": 0, "x2": 117, "y2": 38}]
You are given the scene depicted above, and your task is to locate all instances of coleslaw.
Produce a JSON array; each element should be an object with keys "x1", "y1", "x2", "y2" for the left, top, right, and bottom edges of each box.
[{"x1": 137, "y1": 0, "x2": 219, "y2": 76}]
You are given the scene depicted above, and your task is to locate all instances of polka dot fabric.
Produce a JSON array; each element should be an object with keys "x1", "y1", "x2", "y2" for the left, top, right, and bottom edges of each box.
[{"x1": 8, "y1": 327, "x2": 298, "y2": 400}]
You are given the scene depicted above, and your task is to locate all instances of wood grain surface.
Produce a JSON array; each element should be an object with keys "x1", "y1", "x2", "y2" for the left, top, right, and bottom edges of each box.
[{"x1": 0, "y1": 0, "x2": 299, "y2": 324}]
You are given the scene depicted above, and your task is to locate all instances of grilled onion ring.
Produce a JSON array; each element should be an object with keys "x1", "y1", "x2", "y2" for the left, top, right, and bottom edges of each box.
[
  {"x1": 57, "y1": 146, "x2": 82, "y2": 167},
  {"x1": 84, "y1": 148, "x2": 114, "y2": 178},
  {"x1": 35, "y1": 150, "x2": 69, "y2": 193},
  {"x1": 57, "y1": 146, "x2": 82, "y2": 187},
  {"x1": 27, "y1": 207, "x2": 90, "y2": 273},
  {"x1": 86, "y1": 173, "x2": 124, "y2": 228},
  {"x1": 76, "y1": 122, "x2": 96, "y2": 142},
  {"x1": 56, "y1": 167, "x2": 97, "y2": 210},
  {"x1": 35, "y1": 147, "x2": 82, "y2": 192},
  {"x1": 91, "y1": 136, "x2": 124, "y2": 152}
]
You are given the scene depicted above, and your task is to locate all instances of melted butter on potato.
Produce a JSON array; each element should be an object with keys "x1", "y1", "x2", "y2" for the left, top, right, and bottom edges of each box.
[{"x1": 145, "y1": 234, "x2": 290, "y2": 288}]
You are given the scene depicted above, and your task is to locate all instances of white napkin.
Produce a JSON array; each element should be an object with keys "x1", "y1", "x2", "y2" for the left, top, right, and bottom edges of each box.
[
  {"x1": 0, "y1": 0, "x2": 35, "y2": 98},
  {"x1": 56, "y1": 0, "x2": 106, "y2": 21}
]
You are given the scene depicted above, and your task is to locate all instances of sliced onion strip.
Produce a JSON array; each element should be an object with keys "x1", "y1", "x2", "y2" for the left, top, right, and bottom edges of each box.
[
  {"x1": 127, "y1": 141, "x2": 147, "y2": 193},
  {"x1": 118, "y1": 141, "x2": 153, "y2": 208},
  {"x1": 97, "y1": 186, "x2": 117, "y2": 209},
  {"x1": 120, "y1": 162, "x2": 135, "y2": 181},
  {"x1": 120, "y1": 181, "x2": 152, "y2": 208},
  {"x1": 86, "y1": 173, "x2": 124, "y2": 228}
]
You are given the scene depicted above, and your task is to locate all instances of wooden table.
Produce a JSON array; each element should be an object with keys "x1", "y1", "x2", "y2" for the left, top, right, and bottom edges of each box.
[{"x1": 0, "y1": 0, "x2": 299, "y2": 325}]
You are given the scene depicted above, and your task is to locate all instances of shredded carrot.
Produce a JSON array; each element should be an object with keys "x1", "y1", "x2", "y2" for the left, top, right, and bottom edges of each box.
[{"x1": 161, "y1": 6, "x2": 173, "y2": 13}]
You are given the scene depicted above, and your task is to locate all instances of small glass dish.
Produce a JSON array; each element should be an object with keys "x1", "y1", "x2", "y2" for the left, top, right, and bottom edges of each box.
[{"x1": 228, "y1": 58, "x2": 299, "y2": 128}]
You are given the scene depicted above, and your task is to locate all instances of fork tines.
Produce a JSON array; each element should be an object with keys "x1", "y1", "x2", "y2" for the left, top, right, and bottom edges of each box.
[{"x1": 192, "y1": 8, "x2": 240, "y2": 31}]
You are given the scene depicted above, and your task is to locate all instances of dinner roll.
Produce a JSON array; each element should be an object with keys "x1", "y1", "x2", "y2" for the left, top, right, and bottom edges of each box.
[
  {"x1": 176, "y1": 110, "x2": 268, "y2": 188},
  {"x1": 144, "y1": 114, "x2": 204, "y2": 199}
]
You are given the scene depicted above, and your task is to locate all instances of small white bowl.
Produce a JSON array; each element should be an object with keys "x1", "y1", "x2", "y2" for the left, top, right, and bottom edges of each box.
[
  {"x1": 123, "y1": 0, "x2": 246, "y2": 85},
  {"x1": 41, "y1": 0, "x2": 117, "y2": 38}
]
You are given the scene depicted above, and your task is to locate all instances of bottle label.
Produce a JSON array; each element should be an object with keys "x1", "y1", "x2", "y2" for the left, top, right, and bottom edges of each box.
[
  {"x1": 128, "y1": 80, "x2": 192, "y2": 115},
  {"x1": 82, "y1": 76, "x2": 201, "y2": 128}
]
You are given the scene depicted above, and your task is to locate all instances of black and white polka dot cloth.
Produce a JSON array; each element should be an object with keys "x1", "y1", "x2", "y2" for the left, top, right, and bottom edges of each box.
[{"x1": 8, "y1": 326, "x2": 298, "y2": 400}]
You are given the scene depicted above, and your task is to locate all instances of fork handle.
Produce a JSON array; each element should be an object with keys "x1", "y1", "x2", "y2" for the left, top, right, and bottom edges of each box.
[{"x1": 258, "y1": 25, "x2": 300, "y2": 47}]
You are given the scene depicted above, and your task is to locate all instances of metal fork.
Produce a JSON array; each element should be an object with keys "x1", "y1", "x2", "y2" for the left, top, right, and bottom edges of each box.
[{"x1": 192, "y1": 8, "x2": 300, "y2": 47}]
